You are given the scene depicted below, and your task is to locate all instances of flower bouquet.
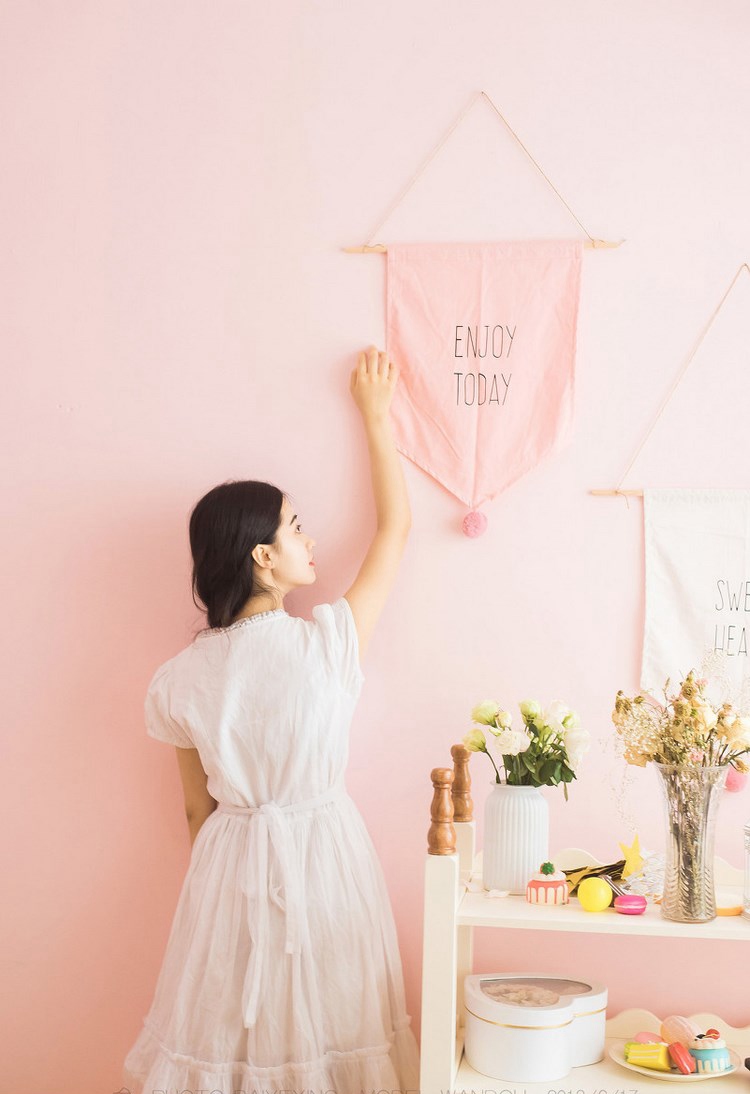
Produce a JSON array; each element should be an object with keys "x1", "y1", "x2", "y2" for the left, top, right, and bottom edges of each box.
[
  {"x1": 464, "y1": 697, "x2": 589, "y2": 893},
  {"x1": 612, "y1": 671, "x2": 750, "y2": 923},
  {"x1": 612, "y1": 670, "x2": 750, "y2": 771},
  {"x1": 463, "y1": 698, "x2": 589, "y2": 800}
]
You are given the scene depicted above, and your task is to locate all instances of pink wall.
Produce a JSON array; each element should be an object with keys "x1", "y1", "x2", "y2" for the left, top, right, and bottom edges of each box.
[{"x1": 4, "y1": 2, "x2": 750, "y2": 1090}]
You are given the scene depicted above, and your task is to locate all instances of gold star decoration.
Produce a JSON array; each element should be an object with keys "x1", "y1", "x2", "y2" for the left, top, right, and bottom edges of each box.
[{"x1": 619, "y1": 834, "x2": 643, "y2": 879}]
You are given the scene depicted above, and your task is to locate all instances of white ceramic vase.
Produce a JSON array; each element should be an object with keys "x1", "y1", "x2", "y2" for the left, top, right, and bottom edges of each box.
[{"x1": 483, "y1": 782, "x2": 549, "y2": 894}]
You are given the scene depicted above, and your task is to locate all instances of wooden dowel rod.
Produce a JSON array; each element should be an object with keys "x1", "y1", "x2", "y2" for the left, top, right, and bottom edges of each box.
[
  {"x1": 343, "y1": 239, "x2": 624, "y2": 253},
  {"x1": 589, "y1": 489, "x2": 643, "y2": 497}
]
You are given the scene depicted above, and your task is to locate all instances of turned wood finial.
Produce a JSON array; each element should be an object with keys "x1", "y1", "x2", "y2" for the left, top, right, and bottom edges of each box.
[
  {"x1": 450, "y1": 744, "x2": 473, "y2": 822},
  {"x1": 427, "y1": 767, "x2": 456, "y2": 855}
]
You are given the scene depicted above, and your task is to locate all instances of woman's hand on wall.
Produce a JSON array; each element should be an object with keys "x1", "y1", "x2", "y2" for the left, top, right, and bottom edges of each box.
[{"x1": 349, "y1": 344, "x2": 399, "y2": 423}]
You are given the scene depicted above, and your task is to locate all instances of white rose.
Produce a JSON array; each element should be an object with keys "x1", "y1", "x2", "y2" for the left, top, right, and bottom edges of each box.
[
  {"x1": 487, "y1": 711, "x2": 512, "y2": 735},
  {"x1": 498, "y1": 730, "x2": 531, "y2": 756},
  {"x1": 544, "y1": 699, "x2": 570, "y2": 738},
  {"x1": 562, "y1": 710, "x2": 581, "y2": 731},
  {"x1": 494, "y1": 728, "x2": 515, "y2": 753},
  {"x1": 519, "y1": 699, "x2": 541, "y2": 720},
  {"x1": 472, "y1": 700, "x2": 500, "y2": 725},
  {"x1": 463, "y1": 728, "x2": 487, "y2": 752},
  {"x1": 564, "y1": 728, "x2": 589, "y2": 770},
  {"x1": 512, "y1": 730, "x2": 531, "y2": 754}
]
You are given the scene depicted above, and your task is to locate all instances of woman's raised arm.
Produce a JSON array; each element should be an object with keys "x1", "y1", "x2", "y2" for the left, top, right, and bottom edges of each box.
[{"x1": 344, "y1": 345, "x2": 411, "y2": 660}]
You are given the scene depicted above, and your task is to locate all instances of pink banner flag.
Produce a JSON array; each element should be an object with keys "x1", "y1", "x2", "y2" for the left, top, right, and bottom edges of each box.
[{"x1": 386, "y1": 240, "x2": 583, "y2": 532}]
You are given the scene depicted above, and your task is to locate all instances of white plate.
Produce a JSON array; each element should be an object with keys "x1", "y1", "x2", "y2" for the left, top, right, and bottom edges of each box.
[{"x1": 608, "y1": 1040, "x2": 740, "y2": 1082}]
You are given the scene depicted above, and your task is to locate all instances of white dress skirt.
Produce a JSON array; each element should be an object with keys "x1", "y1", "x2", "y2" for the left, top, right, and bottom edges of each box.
[{"x1": 122, "y1": 598, "x2": 420, "y2": 1093}]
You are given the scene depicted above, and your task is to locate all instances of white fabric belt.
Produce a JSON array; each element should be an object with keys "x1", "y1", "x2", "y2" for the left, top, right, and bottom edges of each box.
[{"x1": 216, "y1": 781, "x2": 347, "y2": 1030}]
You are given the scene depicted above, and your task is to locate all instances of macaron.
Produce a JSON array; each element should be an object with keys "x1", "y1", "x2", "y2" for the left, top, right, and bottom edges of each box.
[
  {"x1": 668, "y1": 1042, "x2": 696, "y2": 1075},
  {"x1": 578, "y1": 876, "x2": 613, "y2": 911},
  {"x1": 634, "y1": 1031, "x2": 663, "y2": 1043},
  {"x1": 614, "y1": 893, "x2": 647, "y2": 915},
  {"x1": 660, "y1": 1015, "x2": 702, "y2": 1047}
]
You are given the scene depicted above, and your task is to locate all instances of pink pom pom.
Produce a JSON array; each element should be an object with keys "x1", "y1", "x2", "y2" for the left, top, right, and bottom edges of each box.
[
  {"x1": 725, "y1": 766, "x2": 747, "y2": 793},
  {"x1": 462, "y1": 510, "x2": 487, "y2": 537}
]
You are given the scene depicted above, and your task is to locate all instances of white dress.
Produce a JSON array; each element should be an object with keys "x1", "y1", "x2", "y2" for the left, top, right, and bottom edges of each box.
[{"x1": 123, "y1": 597, "x2": 420, "y2": 1093}]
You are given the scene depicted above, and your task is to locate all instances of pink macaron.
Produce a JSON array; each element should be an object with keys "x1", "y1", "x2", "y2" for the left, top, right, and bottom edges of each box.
[
  {"x1": 614, "y1": 893, "x2": 647, "y2": 915},
  {"x1": 668, "y1": 1041, "x2": 697, "y2": 1074}
]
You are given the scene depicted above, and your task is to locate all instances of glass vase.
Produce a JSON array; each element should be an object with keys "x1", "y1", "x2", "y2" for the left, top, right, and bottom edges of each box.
[
  {"x1": 654, "y1": 762, "x2": 728, "y2": 923},
  {"x1": 483, "y1": 782, "x2": 549, "y2": 894}
]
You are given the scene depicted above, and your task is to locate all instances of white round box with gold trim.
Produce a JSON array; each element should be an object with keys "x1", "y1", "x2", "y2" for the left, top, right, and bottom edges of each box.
[{"x1": 463, "y1": 973, "x2": 608, "y2": 1083}]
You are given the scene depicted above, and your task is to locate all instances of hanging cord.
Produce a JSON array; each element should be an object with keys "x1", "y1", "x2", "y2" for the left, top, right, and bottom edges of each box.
[
  {"x1": 366, "y1": 91, "x2": 482, "y2": 246},
  {"x1": 480, "y1": 92, "x2": 595, "y2": 244},
  {"x1": 615, "y1": 262, "x2": 750, "y2": 492},
  {"x1": 366, "y1": 89, "x2": 597, "y2": 247}
]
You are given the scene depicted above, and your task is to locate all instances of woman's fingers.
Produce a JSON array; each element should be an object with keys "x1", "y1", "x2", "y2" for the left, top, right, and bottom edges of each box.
[
  {"x1": 364, "y1": 346, "x2": 390, "y2": 372},
  {"x1": 358, "y1": 345, "x2": 397, "y2": 382}
]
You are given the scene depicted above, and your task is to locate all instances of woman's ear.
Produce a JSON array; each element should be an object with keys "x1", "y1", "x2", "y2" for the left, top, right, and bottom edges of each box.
[{"x1": 251, "y1": 544, "x2": 273, "y2": 569}]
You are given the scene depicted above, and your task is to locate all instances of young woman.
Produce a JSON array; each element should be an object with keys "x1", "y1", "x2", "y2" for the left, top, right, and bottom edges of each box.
[{"x1": 123, "y1": 345, "x2": 420, "y2": 1093}]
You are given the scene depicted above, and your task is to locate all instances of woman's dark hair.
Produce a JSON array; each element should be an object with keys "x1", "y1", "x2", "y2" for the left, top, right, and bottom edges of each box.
[{"x1": 189, "y1": 480, "x2": 286, "y2": 632}]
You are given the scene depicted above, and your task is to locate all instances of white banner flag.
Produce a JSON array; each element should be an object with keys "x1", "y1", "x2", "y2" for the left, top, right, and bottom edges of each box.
[{"x1": 641, "y1": 488, "x2": 750, "y2": 707}]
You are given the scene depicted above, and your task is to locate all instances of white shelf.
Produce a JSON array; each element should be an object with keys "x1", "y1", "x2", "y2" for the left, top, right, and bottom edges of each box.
[
  {"x1": 458, "y1": 887, "x2": 750, "y2": 938},
  {"x1": 420, "y1": 828, "x2": 750, "y2": 1094},
  {"x1": 459, "y1": 848, "x2": 748, "y2": 937},
  {"x1": 455, "y1": 1039, "x2": 750, "y2": 1093},
  {"x1": 454, "y1": 1010, "x2": 750, "y2": 1093}
]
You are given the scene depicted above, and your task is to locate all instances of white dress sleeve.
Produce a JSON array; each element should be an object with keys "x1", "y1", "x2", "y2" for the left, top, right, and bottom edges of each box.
[
  {"x1": 145, "y1": 663, "x2": 195, "y2": 748},
  {"x1": 310, "y1": 596, "x2": 365, "y2": 695}
]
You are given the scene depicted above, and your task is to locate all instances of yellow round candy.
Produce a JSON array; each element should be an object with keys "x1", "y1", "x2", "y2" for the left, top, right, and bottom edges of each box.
[{"x1": 577, "y1": 877, "x2": 613, "y2": 912}]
